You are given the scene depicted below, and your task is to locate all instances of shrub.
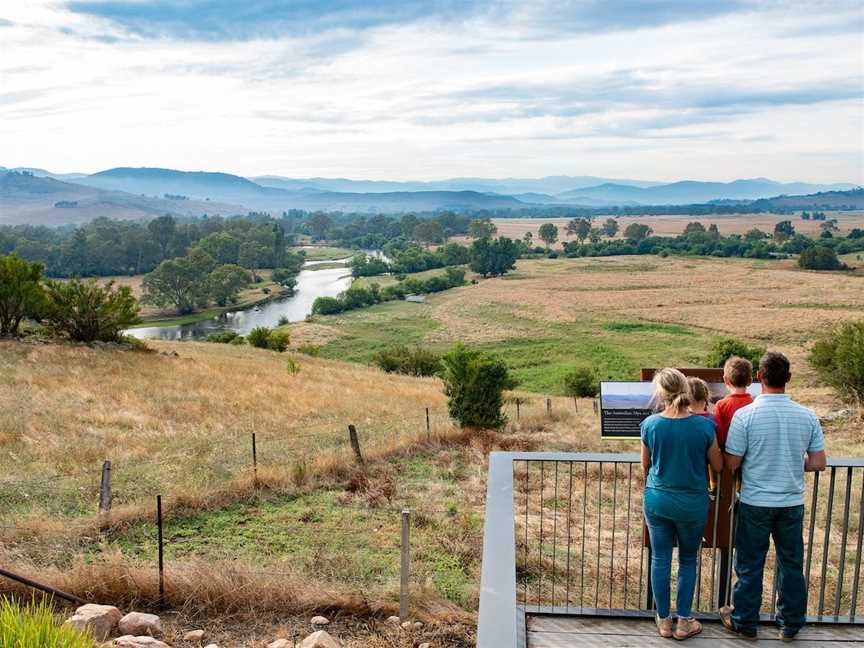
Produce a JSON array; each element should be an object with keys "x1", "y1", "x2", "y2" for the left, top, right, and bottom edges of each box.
[
  {"x1": 43, "y1": 278, "x2": 141, "y2": 342},
  {"x1": 230, "y1": 335, "x2": 247, "y2": 345},
  {"x1": 798, "y1": 246, "x2": 844, "y2": 271},
  {"x1": 0, "y1": 597, "x2": 93, "y2": 647},
  {"x1": 207, "y1": 330, "x2": 241, "y2": 344},
  {"x1": 247, "y1": 326, "x2": 273, "y2": 349},
  {"x1": 563, "y1": 367, "x2": 599, "y2": 398},
  {"x1": 297, "y1": 344, "x2": 321, "y2": 356},
  {"x1": 809, "y1": 321, "x2": 864, "y2": 404},
  {"x1": 0, "y1": 254, "x2": 46, "y2": 337},
  {"x1": 311, "y1": 296, "x2": 344, "y2": 315},
  {"x1": 705, "y1": 337, "x2": 765, "y2": 377},
  {"x1": 267, "y1": 330, "x2": 290, "y2": 352},
  {"x1": 277, "y1": 315, "x2": 290, "y2": 326},
  {"x1": 373, "y1": 345, "x2": 441, "y2": 376},
  {"x1": 440, "y1": 343, "x2": 517, "y2": 429},
  {"x1": 285, "y1": 356, "x2": 301, "y2": 375}
]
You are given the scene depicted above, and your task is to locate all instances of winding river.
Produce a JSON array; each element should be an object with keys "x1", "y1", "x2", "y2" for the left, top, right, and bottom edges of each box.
[{"x1": 127, "y1": 257, "x2": 354, "y2": 341}]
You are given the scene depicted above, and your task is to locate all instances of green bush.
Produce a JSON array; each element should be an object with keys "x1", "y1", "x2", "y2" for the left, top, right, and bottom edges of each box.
[
  {"x1": 440, "y1": 343, "x2": 517, "y2": 429},
  {"x1": 207, "y1": 330, "x2": 241, "y2": 344},
  {"x1": 43, "y1": 278, "x2": 141, "y2": 342},
  {"x1": 373, "y1": 345, "x2": 441, "y2": 376},
  {"x1": 798, "y1": 246, "x2": 844, "y2": 270},
  {"x1": 0, "y1": 254, "x2": 47, "y2": 337},
  {"x1": 809, "y1": 321, "x2": 864, "y2": 404},
  {"x1": 230, "y1": 335, "x2": 247, "y2": 345},
  {"x1": 705, "y1": 337, "x2": 765, "y2": 377},
  {"x1": 247, "y1": 326, "x2": 273, "y2": 349},
  {"x1": 563, "y1": 367, "x2": 599, "y2": 398},
  {"x1": 311, "y1": 296, "x2": 344, "y2": 315},
  {"x1": 0, "y1": 597, "x2": 93, "y2": 647},
  {"x1": 267, "y1": 330, "x2": 290, "y2": 352}
]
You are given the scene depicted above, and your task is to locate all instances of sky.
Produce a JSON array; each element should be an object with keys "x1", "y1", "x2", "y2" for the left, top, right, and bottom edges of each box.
[{"x1": 1, "y1": 1, "x2": 862, "y2": 183}]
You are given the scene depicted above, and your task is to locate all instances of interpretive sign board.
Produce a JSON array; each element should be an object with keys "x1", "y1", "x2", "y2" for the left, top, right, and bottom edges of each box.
[{"x1": 600, "y1": 368, "x2": 761, "y2": 440}]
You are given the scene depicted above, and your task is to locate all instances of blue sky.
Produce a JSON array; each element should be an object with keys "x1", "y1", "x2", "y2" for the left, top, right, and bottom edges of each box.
[{"x1": 1, "y1": 1, "x2": 862, "y2": 181}]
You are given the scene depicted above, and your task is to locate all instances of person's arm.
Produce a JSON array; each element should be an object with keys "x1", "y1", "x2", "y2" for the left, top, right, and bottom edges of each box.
[
  {"x1": 804, "y1": 450, "x2": 827, "y2": 472},
  {"x1": 707, "y1": 438, "x2": 723, "y2": 473},
  {"x1": 724, "y1": 410, "x2": 747, "y2": 472},
  {"x1": 725, "y1": 452, "x2": 743, "y2": 472},
  {"x1": 805, "y1": 414, "x2": 827, "y2": 472},
  {"x1": 641, "y1": 442, "x2": 651, "y2": 478}
]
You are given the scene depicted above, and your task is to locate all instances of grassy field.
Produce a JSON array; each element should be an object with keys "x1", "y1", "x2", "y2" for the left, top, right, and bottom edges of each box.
[
  {"x1": 3, "y1": 253, "x2": 862, "y2": 646},
  {"x1": 469, "y1": 212, "x2": 864, "y2": 247},
  {"x1": 297, "y1": 255, "x2": 864, "y2": 396}
]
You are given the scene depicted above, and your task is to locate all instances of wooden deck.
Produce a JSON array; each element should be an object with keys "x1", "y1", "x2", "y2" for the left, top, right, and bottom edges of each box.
[{"x1": 526, "y1": 615, "x2": 864, "y2": 647}]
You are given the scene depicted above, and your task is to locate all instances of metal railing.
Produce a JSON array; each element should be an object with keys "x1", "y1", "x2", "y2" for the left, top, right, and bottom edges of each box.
[{"x1": 477, "y1": 452, "x2": 864, "y2": 648}]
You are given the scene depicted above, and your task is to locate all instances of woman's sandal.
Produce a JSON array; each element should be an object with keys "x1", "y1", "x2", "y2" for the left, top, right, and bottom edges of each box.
[
  {"x1": 674, "y1": 617, "x2": 703, "y2": 640},
  {"x1": 656, "y1": 615, "x2": 674, "y2": 638}
]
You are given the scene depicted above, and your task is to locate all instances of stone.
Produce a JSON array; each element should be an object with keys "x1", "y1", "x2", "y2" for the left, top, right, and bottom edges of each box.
[
  {"x1": 183, "y1": 629, "x2": 207, "y2": 642},
  {"x1": 119, "y1": 612, "x2": 162, "y2": 637},
  {"x1": 386, "y1": 616, "x2": 401, "y2": 625},
  {"x1": 113, "y1": 637, "x2": 171, "y2": 648},
  {"x1": 419, "y1": 644, "x2": 431, "y2": 648},
  {"x1": 266, "y1": 641, "x2": 292, "y2": 648},
  {"x1": 310, "y1": 615, "x2": 330, "y2": 627},
  {"x1": 401, "y1": 621, "x2": 414, "y2": 631},
  {"x1": 203, "y1": 645, "x2": 220, "y2": 648},
  {"x1": 300, "y1": 630, "x2": 341, "y2": 648},
  {"x1": 413, "y1": 622, "x2": 424, "y2": 630},
  {"x1": 64, "y1": 604, "x2": 122, "y2": 642}
]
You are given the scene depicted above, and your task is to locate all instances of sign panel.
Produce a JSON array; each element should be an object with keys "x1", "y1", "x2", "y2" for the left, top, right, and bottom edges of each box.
[{"x1": 600, "y1": 376, "x2": 761, "y2": 439}]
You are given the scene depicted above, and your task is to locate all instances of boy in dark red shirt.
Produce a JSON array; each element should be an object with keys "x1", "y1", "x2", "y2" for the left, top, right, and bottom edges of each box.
[{"x1": 715, "y1": 356, "x2": 754, "y2": 448}]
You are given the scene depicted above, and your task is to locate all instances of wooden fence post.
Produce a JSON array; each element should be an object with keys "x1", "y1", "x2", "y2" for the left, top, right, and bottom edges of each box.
[
  {"x1": 348, "y1": 424, "x2": 365, "y2": 466},
  {"x1": 156, "y1": 495, "x2": 165, "y2": 607},
  {"x1": 400, "y1": 509, "x2": 411, "y2": 620},
  {"x1": 593, "y1": 399, "x2": 599, "y2": 415},
  {"x1": 425, "y1": 407, "x2": 431, "y2": 439},
  {"x1": 98, "y1": 460, "x2": 112, "y2": 514},
  {"x1": 546, "y1": 398, "x2": 552, "y2": 416},
  {"x1": 251, "y1": 432, "x2": 258, "y2": 487},
  {"x1": 516, "y1": 400, "x2": 521, "y2": 420},
  {"x1": 573, "y1": 396, "x2": 579, "y2": 412}
]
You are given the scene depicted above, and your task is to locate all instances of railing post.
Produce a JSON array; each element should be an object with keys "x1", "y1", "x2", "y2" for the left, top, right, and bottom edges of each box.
[
  {"x1": 425, "y1": 407, "x2": 430, "y2": 439},
  {"x1": 251, "y1": 432, "x2": 258, "y2": 487},
  {"x1": 156, "y1": 495, "x2": 165, "y2": 608},
  {"x1": 348, "y1": 424, "x2": 364, "y2": 466}
]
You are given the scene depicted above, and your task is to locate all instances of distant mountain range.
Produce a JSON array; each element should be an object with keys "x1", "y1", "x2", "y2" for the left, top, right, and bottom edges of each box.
[{"x1": 0, "y1": 165, "x2": 859, "y2": 225}]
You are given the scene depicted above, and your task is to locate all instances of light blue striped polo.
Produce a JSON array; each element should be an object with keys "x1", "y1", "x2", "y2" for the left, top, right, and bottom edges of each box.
[{"x1": 725, "y1": 394, "x2": 825, "y2": 507}]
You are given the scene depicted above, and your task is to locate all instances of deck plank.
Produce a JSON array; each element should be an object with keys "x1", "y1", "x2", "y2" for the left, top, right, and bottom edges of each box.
[{"x1": 527, "y1": 615, "x2": 864, "y2": 647}]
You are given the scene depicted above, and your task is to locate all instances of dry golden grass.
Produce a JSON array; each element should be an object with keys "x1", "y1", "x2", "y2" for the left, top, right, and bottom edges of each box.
[{"x1": 472, "y1": 213, "x2": 864, "y2": 245}]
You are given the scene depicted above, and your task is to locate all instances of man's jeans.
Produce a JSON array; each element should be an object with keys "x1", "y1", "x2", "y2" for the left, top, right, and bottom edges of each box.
[
  {"x1": 732, "y1": 502, "x2": 807, "y2": 636},
  {"x1": 644, "y1": 509, "x2": 704, "y2": 619}
]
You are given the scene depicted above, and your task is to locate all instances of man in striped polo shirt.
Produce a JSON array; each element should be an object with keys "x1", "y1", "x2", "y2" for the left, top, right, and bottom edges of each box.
[{"x1": 719, "y1": 352, "x2": 827, "y2": 642}]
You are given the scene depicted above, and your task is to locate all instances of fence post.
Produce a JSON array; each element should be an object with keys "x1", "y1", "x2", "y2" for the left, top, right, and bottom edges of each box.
[
  {"x1": 98, "y1": 460, "x2": 112, "y2": 514},
  {"x1": 546, "y1": 398, "x2": 552, "y2": 416},
  {"x1": 156, "y1": 495, "x2": 164, "y2": 607},
  {"x1": 573, "y1": 396, "x2": 578, "y2": 412},
  {"x1": 400, "y1": 509, "x2": 410, "y2": 620},
  {"x1": 251, "y1": 432, "x2": 258, "y2": 487},
  {"x1": 425, "y1": 408, "x2": 430, "y2": 440},
  {"x1": 593, "y1": 399, "x2": 598, "y2": 415},
  {"x1": 516, "y1": 400, "x2": 520, "y2": 421},
  {"x1": 348, "y1": 424, "x2": 365, "y2": 466}
]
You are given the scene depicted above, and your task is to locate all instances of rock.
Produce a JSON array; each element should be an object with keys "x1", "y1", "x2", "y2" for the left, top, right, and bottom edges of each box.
[
  {"x1": 64, "y1": 604, "x2": 122, "y2": 641},
  {"x1": 113, "y1": 637, "x2": 171, "y2": 648},
  {"x1": 401, "y1": 621, "x2": 414, "y2": 631},
  {"x1": 119, "y1": 612, "x2": 162, "y2": 637},
  {"x1": 419, "y1": 644, "x2": 431, "y2": 648},
  {"x1": 300, "y1": 630, "x2": 341, "y2": 648},
  {"x1": 183, "y1": 629, "x2": 206, "y2": 642},
  {"x1": 266, "y1": 641, "x2": 292, "y2": 648},
  {"x1": 203, "y1": 645, "x2": 220, "y2": 648},
  {"x1": 386, "y1": 616, "x2": 401, "y2": 625},
  {"x1": 310, "y1": 615, "x2": 330, "y2": 627},
  {"x1": 414, "y1": 622, "x2": 424, "y2": 630}
]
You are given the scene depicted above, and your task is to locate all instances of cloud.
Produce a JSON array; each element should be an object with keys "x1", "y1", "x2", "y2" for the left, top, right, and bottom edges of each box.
[
  {"x1": 0, "y1": 18, "x2": 14, "y2": 27},
  {"x1": 63, "y1": 0, "x2": 750, "y2": 42}
]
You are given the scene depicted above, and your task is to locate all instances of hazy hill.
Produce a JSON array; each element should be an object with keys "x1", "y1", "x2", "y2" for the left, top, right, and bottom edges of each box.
[
  {"x1": 760, "y1": 188, "x2": 864, "y2": 210},
  {"x1": 559, "y1": 178, "x2": 857, "y2": 205},
  {"x1": 0, "y1": 171, "x2": 243, "y2": 225}
]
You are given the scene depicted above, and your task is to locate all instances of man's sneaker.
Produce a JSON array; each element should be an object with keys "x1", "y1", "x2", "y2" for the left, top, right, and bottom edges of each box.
[
  {"x1": 718, "y1": 606, "x2": 758, "y2": 640},
  {"x1": 779, "y1": 630, "x2": 798, "y2": 643}
]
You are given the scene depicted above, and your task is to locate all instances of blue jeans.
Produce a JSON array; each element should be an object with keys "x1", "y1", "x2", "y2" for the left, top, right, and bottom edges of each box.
[
  {"x1": 644, "y1": 496, "x2": 707, "y2": 619},
  {"x1": 732, "y1": 503, "x2": 807, "y2": 636}
]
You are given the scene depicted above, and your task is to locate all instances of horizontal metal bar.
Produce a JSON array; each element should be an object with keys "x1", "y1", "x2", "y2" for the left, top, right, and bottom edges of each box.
[
  {"x1": 503, "y1": 452, "x2": 864, "y2": 467},
  {"x1": 520, "y1": 606, "x2": 864, "y2": 626}
]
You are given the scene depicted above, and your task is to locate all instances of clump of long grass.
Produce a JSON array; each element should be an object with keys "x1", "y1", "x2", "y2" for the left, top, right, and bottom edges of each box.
[{"x1": 0, "y1": 597, "x2": 92, "y2": 648}]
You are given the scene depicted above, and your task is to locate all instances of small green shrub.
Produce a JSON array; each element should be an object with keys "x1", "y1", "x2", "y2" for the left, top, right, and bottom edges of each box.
[
  {"x1": 297, "y1": 344, "x2": 321, "y2": 356},
  {"x1": 0, "y1": 597, "x2": 93, "y2": 648},
  {"x1": 809, "y1": 320, "x2": 864, "y2": 404},
  {"x1": 563, "y1": 367, "x2": 599, "y2": 398},
  {"x1": 311, "y1": 296, "x2": 344, "y2": 315},
  {"x1": 277, "y1": 315, "x2": 290, "y2": 326},
  {"x1": 43, "y1": 278, "x2": 141, "y2": 342},
  {"x1": 440, "y1": 343, "x2": 517, "y2": 429},
  {"x1": 285, "y1": 356, "x2": 301, "y2": 375},
  {"x1": 267, "y1": 330, "x2": 290, "y2": 352},
  {"x1": 373, "y1": 345, "x2": 441, "y2": 376},
  {"x1": 705, "y1": 337, "x2": 765, "y2": 377},
  {"x1": 207, "y1": 330, "x2": 241, "y2": 344},
  {"x1": 247, "y1": 326, "x2": 273, "y2": 349},
  {"x1": 0, "y1": 254, "x2": 46, "y2": 337},
  {"x1": 230, "y1": 336, "x2": 246, "y2": 345}
]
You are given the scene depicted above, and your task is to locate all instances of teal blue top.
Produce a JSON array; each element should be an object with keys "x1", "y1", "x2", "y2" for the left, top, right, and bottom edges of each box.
[
  {"x1": 641, "y1": 414, "x2": 716, "y2": 521},
  {"x1": 726, "y1": 394, "x2": 824, "y2": 507}
]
